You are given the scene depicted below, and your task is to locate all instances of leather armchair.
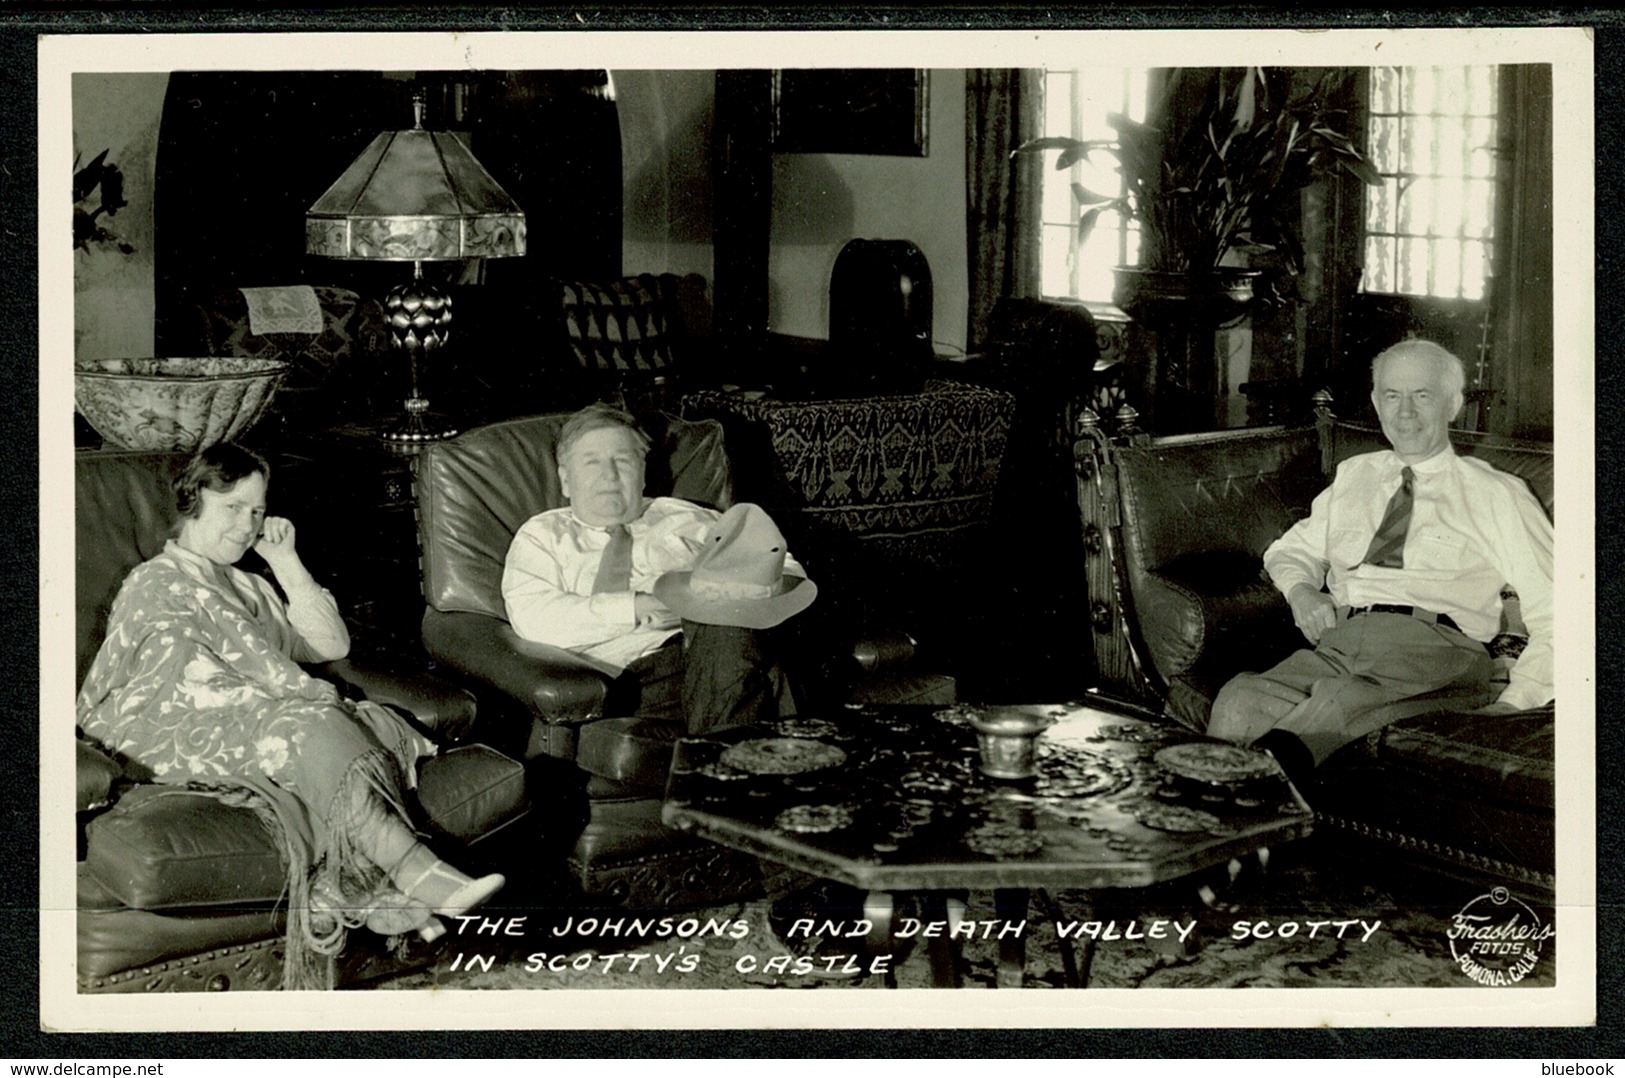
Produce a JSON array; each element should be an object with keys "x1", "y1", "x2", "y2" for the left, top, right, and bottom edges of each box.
[
  {"x1": 416, "y1": 412, "x2": 771, "y2": 909},
  {"x1": 1077, "y1": 402, "x2": 1557, "y2": 898},
  {"x1": 74, "y1": 450, "x2": 533, "y2": 992},
  {"x1": 415, "y1": 411, "x2": 953, "y2": 910}
]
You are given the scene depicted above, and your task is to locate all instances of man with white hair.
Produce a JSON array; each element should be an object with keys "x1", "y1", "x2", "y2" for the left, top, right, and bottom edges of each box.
[{"x1": 1207, "y1": 339, "x2": 1554, "y2": 782}]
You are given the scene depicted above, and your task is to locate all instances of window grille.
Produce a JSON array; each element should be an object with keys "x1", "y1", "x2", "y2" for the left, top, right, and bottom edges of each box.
[{"x1": 1362, "y1": 65, "x2": 1500, "y2": 301}]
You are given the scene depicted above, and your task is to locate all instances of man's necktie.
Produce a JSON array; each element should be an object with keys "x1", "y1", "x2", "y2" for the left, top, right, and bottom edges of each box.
[
  {"x1": 591, "y1": 524, "x2": 634, "y2": 593},
  {"x1": 1362, "y1": 466, "x2": 1414, "y2": 569}
]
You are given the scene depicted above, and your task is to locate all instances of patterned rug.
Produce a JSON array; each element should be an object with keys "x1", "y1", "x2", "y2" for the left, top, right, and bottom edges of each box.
[{"x1": 372, "y1": 839, "x2": 1557, "y2": 993}]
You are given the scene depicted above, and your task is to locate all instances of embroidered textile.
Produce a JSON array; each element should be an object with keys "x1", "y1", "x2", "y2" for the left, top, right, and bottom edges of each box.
[
  {"x1": 241, "y1": 285, "x2": 324, "y2": 337},
  {"x1": 682, "y1": 382, "x2": 1014, "y2": 555},
  {"x1": 77, "y1": 547, "x2": 435, "y2": 988},
  {"x1": 193, "y1": 286, "x2": 389, "y2": 392}
]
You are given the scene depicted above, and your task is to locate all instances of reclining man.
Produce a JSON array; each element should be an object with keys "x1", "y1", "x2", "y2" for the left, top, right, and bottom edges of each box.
[
  {"x1": 502, "y1": 402, "x2": 816, "y2": 735},
  {"x1": 503, "y1": 403, "x2": 872, "y2": 974},
  {"x1": 1208, "y1": 339, "x2": 1554, "y2": 783}
]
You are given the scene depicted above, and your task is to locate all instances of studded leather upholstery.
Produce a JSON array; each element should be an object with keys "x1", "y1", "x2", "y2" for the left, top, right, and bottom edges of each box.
[
  {"x1": 1082, "y1": 415, "x2": 1556, "y2": 896},
  {"x1": 73, "y1": 450, "x2": 523, "y2": 990}
]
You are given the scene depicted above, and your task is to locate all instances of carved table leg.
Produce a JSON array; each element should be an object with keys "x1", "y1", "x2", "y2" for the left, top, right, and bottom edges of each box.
[
  {"x1": 1074, "y1": 900, "x2": 1097, "y2": 988},
  {"x1": 920, "y1": 892, "x2": 964, "y2": 988},
  {"x1": 863, "y1": 890, "x2": 899, "y2": 989},
  {"x1": 1034, "y1": 887, "x2": 1083, "y2": 987},
  {"x1": 993, "y1": 887, "x2": 1029, "y2": 988}
]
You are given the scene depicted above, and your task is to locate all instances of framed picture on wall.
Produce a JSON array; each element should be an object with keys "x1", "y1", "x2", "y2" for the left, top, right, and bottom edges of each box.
[{"x1": 770, "y1": 69, "x2": 929, "y2": 156}]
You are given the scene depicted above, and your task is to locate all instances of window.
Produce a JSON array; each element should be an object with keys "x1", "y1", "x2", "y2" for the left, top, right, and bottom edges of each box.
[
  {"x1": 1362, "y1": 66, "x2": 1500, "y2": 300},
  {"x1": 1038, "y1": 67, "x2": 1149, "y2": 304}
]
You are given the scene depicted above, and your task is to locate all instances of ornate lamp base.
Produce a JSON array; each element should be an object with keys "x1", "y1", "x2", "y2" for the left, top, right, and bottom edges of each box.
[
  {"x1": 381, "y1": 397, "x2": 459, "y2": 451},
  {"x1": 380, "y1": 266, "x2": 458, "y2": 451}
]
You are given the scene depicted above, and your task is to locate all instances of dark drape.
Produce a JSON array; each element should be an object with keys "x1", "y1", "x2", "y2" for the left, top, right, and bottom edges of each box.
[
  {"x1": 1489, "y1": 64, "x2": 1554, "y2": 441},
  {"x1": 965, "y1": 69, "x2": 1042, "y2": 352}
]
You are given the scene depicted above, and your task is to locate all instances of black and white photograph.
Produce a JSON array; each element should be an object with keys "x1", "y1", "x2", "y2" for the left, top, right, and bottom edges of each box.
[{"x1": 36, "y1": 25, "x2": 1596, "y2": 1034}]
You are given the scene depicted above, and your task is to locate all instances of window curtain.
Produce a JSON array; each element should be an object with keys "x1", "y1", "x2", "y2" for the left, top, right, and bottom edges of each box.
[
  {"x1": 965, "y1": 69, "x2": 1042, "y2": 352},
  {"x1": 1488, "y1": 64, "x2": 1554, "y2": 440}
]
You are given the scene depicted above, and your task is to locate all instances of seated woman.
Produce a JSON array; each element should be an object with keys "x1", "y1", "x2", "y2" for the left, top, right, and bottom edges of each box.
[{"x1": 77, "y1": 443, "x2": 502, "y2": 987}]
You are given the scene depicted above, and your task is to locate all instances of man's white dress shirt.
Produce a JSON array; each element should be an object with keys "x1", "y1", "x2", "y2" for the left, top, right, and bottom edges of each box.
[
  {"x1": 1263, "y1": 446, "x2": 1554, "y2": 711},
  {"x1": 502, "y1": 497, "x2": 806, "y2": 673}
]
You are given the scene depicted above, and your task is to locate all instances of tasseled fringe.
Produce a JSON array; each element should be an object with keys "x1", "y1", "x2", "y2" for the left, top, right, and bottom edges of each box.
[
  {"x1": 281, "y1": 863, "x2": 340, "y2": 992},
  {"x1": 283, "y1": 748, "x2": 415, "y2": 991},
  {"x1": 156, "y1": 755, "x2": 420, "y2": 991}
]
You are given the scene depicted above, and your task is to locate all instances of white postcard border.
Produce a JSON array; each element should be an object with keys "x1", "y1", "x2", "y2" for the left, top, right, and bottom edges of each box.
[{"x1": 38, "y1": 24, "x2": 1598, "y2": 1033}]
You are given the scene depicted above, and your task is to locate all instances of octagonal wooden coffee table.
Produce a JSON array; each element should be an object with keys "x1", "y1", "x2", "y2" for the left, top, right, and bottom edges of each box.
[{"x1": 662, "y1": 697, "x2": 1314, "y2": 987}]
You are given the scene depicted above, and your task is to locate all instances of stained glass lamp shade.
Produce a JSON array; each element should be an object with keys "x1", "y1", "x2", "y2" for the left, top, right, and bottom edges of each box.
[{"x1": 306, "y1": 98, "x2": 526, "y2": 445}]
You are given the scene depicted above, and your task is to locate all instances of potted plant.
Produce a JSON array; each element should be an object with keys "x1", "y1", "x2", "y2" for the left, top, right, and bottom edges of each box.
[
  {"x1": 1023, "y1": 67, "x2": 1379, "y2": 308},
  {"x1": 1019, "y1": 67, "x2": 1380, "y2": 427}
]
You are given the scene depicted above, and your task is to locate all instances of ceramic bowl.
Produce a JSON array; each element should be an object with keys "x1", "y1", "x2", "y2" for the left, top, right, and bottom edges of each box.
[{"x1": 75, "y1": 357, "x2": 288, "y2": 452}]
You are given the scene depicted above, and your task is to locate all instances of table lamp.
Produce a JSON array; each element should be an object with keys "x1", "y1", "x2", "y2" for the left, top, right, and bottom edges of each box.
[{"x1": 306, "y1": 92, "x2": 526, "y2": 446}]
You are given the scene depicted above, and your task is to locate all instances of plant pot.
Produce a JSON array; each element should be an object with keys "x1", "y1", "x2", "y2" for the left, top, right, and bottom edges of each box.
[
  {"x1": 1112, "y1": 268, "x2": 1262, "y2": 330},
  {"x1": 1111, "y1": 268, "x2": 1262, "y2": 434}
]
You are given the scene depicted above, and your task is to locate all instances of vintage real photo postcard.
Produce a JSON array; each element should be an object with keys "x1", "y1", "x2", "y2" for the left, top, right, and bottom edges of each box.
[{"x1": 38, "y1": 25, "x2": 1596, "y2": 1032}]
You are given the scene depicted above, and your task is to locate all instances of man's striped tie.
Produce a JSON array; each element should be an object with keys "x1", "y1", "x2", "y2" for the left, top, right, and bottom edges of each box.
[{"x1": 1362, "y1": 466, "x2": 1414, "y2": 569}]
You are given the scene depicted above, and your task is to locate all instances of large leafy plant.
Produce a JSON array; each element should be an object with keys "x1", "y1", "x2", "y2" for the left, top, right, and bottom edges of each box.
[{"x1": 1021, "y1": 67, "x2": 1380, "y2": 288}]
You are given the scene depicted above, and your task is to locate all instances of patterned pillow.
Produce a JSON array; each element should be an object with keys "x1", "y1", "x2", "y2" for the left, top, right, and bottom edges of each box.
[
  {"x1": 189, "y1": 285, "x2": 389, "y2": 392},
  {"x1": 561, "y1": 274, "x2": 675, "y2": 373}
]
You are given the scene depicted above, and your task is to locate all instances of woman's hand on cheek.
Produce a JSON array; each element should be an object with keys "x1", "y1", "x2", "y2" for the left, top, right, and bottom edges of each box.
[
  {"x1": 255, "y1": 517, "x2": 298, "y2": 565},
  {"x1": 255, "y1": 517, "x2": 319, "y2": 588}
]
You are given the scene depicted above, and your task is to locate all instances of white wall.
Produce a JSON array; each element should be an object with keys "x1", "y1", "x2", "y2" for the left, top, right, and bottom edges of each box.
[
  {"x1": 765, "y1": 69, "x2": 968, "y2": 354},
  {"x1": 71, "y1": 69, "x2": 974, "y2": 362},
  {"x1": 72, "y1": 73, "x2": 169, "y2": 361},
  {"x1": 616, "y1": 69, "x2": 716, "y2": 285}
]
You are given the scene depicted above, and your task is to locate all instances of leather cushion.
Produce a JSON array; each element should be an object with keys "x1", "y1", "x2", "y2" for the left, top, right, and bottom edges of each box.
[
  {"x1": 416, "y1": 744, "x2": 531, "y2": 841},
  {"x1": 316, "y1": 658, "x2": 479, "y2": 742},
  {"x1": 1372, "y1": 706, "x2": 1555, "y2": 810},
  {"x1": 1115, "y1": 425, "x2": 1324, "y2": 575},
  {"x1": 1313, "y1": 726, "x2": 1555, "y2": 878},
  {"x1": 84, "y1": 746, "x2": 529, "y2": 910},
  {"x1": 84, "y1": 786, "x2": 287, "y2": 910},
  {"x1": 583, "y1": 774, "x2": 664, "y2": 800},
  {"x1": 417, "y1": 412, "x2": 733, "y2": 618},
  {"x1": 575, "y1": 717, "x2": 684, "y2": 790},
  {"x1": 1138, "y1": 551, "x2": 1293, "y2": 679},
  {"x1": 849, "y1": 672, "x2": 958, "y2": 707},
  {"x1": 1163, "y1": 677, "x2": 1219, "y2": 734},
  {"x1": 1311, "y1": 706, "x2": 1556, "y2": 879},
  {"x1": 76, "y1": 865, "x2": 283, "y2": 981},
  {"x1": 570, "y1": 796, "x2": 716, "y2": 869}
]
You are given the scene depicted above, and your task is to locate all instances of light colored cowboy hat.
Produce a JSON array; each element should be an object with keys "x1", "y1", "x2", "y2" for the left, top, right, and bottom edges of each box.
[{"x1": 653, "y1": 503, "x2": 817, "y2": 630}]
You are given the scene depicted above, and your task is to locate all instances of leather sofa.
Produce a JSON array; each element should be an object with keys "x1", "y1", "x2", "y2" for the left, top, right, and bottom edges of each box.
[
  {"x1": 179, "y1": 284, "x2": 392, "y2": 436},
  {"x1": 1076, "y1": 401, "x2": 1556, "y2": 898},
  {"x1": 681, "y1": 380, "x2": 1019, "y2": 691},
  {"x1": 74, "y1": 450, "x2": 535, "y2": 992},
  {"x1": 414, "y1": 411, "x2": 954, "y2": 911}
]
